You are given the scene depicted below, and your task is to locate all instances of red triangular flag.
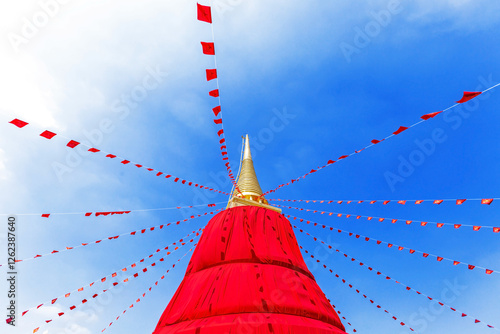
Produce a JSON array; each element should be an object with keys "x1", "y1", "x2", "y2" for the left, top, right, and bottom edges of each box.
[
  {"x1": 206, "y1": 69, "x2": 217, "y2": 81},
  {"x1": 481, "y1": 198, "x2": 493, "y2": 205},
  {"x1": 197, "y1": 3, "x2": 212, "y2": 23},
  {"x1": 201, "y1": 42, "x2": 215, "y2": 55},
  {"x1": 40, "y1": 130, "x2": 56, "y2": 139},
  {"x1": 209, "y1": 89, "x2": 219, "y2": 97},
  {"x1": 66, "y1": 140, "x2": 80, "y2": 148},
  {"x1": 9, "y1": 118, "x2": 29, "y2": 128},
  {"x1": 421, "y1": 111, "x2": 442, "y2": 120},
  {"x1": 456, "y1": 199, "x2": 466, "y2": 205},
  {"x1": 212, "y1": 106, "x2": 221, "y2": 117},
  {"x1": 393, "y1": 126, "x2": 409, "y2": 135},
  {"x1": 456, "y1": 91, "x2": 481, "y2": 103}
]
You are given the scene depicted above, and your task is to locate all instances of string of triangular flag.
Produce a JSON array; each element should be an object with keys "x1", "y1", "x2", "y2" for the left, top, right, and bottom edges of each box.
[
  {"x1": 276, "y1": 204, "x2": 500, "y2": 232},
  {"x1": 271, "y1": 198, "x2": 496, "y2": 206},
  {"x1": 287, "y1": 214, "x2": 497, "y2": 275},
  {"x1": 32, "y1": 237, "x2": 199, "y2": 333},
  {"x1": 330, "y1": 303, "x2": 357, "y2": 333},
  {"x1": 100, "y1": 245, "x2": 196, "y2": 332},
  {"x1": 0, "y1": 209, "x2": 221, "y2": 267},
  {"x1": 300, "y1": 245, "x2": 417, "y2": 332},
  {"x1": 197, "y1": 2, "x2": 240, "y2": 194},
  {"x1": 262, "y1": 84, "x2": 500, "y2": 196},
  {"x1": 24, "y1": 229, "x2": 201, "y2": 328},
  {"x1": 298, "y1": 228, "x2": 498, "y2": 330},
  {"x1": 7, "y1": 118, "x2": 230, "y2": 196},
  {"x1": 0, "y1": 202, "x2": 222, "y2": 219}
]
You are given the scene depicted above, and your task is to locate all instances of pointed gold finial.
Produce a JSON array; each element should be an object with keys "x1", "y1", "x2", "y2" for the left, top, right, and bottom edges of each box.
[{"x1": 227, "y1": 135, "x2": 281, "y2": 213}]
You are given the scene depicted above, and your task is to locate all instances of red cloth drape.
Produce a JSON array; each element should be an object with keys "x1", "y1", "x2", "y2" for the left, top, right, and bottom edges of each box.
[{"x1": 153, "y1": 206, "x2": 346, "y2": 333}]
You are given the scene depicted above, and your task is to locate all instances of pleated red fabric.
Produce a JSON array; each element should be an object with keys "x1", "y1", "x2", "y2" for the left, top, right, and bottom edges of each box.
[{"x1": 153, "y1": 205, "x2": 346, "y2": 334}]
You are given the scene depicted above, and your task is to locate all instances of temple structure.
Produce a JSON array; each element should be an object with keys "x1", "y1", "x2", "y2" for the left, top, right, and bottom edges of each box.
[{"x1": 153, "y1": 135, "x2": 346, "y2": 333}]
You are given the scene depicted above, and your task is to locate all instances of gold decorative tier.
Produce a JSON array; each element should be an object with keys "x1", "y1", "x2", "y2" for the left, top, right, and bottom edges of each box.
[{"x1": 227, "y1": 135, "x2": 281, "y2": 213}]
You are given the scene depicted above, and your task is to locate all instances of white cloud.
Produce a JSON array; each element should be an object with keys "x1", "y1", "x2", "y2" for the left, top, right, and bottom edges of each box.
[
  {"x1": 0, "y1": 55, "x2": 60, "y2": 129},
  {"x1": 406, "y1": 0, "x2": 500, "y2": 32}
]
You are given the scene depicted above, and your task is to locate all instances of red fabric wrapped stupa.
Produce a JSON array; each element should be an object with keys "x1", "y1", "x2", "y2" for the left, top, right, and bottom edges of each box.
[{"x1": 153, "y1": 135, "x2": 346, "y2": 334}]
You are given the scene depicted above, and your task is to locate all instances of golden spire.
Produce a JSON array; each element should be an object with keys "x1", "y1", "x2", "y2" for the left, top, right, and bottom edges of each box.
[{"x1": 227, "y1": 135, "x2": 281, "y2": 213}]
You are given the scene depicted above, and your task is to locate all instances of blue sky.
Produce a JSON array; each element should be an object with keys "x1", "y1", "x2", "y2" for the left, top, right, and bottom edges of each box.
[{"x1": 1, "y1": 1, "x2": 500, "y2": 333}]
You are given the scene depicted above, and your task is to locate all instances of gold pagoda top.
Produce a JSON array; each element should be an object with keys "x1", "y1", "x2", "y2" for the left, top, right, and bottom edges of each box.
[{"x1": 227, "y1": 135, "x2": 281, "y2": 213}]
